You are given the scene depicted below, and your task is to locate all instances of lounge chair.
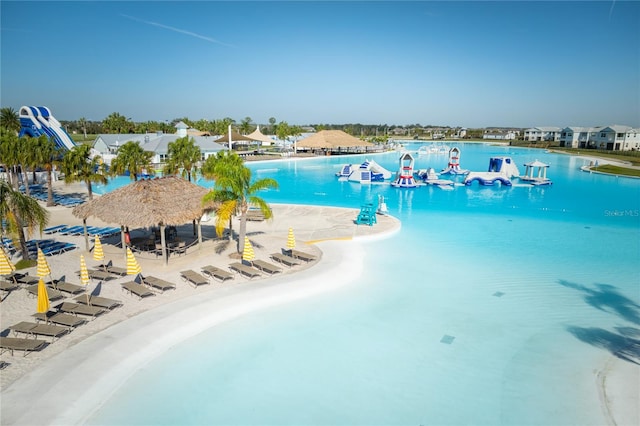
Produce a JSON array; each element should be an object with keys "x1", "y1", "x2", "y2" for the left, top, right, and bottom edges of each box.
[
  {"x1": 121, "y1": 281, "x2": 155, "y2": 299},
  {"x1": 54, "y1": 302, "x2": 106, "y2": 320},
  {"x1": 83, "y1": 269, "x2": 116, "y2": 282},
  {"x1": 43, "y1": 224, "x2": 68, "y2": 234},
  {"x1": 33, "y1": 312, "x2": 87, "y2": 329},
  {"x1": 179, "y1": 270, "x2": 210, "y2": 288},
  {"x1": 2, "y1": 271, "x2": 25, "y2": 285},
  {"x1": 229, "y1": 262, "x2": 262, "y2": 279},
  {"x1": 97, "y1": 261, "x2": 128, "y2": 276},
  {"x1": 252, "y1": 260, "x2": 282, "y2": 275},
  {"x1": 16, "y1": 274, "x2": 40, "y2": 285},
  {"x1": 201, "y1": 265, "x2": 234, "y2": 282},
  {"x1": 9, "y1": 321, "x2": 69, "y2": 342},
  {"x1": 1, "y1": 280, "x2": 19, "y2": 293},
  {"x1": 51, "y1": 280, "x2": 86, "y2": 295},
  {"x1": 26, "y1": 284, "x2": 65, "y2": 301},
  {"x1": 142, "y1": 276, "x2": 176, "y2": 292},
  {"x1": 0, "y1": 337, "x2": 48, "y2": 357},
  {"x1": 74, "y1": 294, "x2": 122, "y2": 310},
  {"x1": 289, "y1": 249, "x2": 318, "y2": 262},
  {"x1": 270, "y1": 253, "x2": 302, "y2": 267}
]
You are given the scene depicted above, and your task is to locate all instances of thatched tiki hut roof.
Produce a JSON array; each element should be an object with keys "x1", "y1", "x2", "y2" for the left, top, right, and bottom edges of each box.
[
  {"x1": 296, "y1": 130, "x2": 375, "y2": 150},
  {"x1": 73, "y1": 176, "x2": 215, "y2": 265}
]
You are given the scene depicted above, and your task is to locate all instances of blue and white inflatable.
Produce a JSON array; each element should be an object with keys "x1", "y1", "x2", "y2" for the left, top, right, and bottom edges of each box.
[{"x1": 19, "y1": 106, "x2": 76, "y2": 151}]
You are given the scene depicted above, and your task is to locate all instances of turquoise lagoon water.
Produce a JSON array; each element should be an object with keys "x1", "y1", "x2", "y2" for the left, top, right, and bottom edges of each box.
[{"x1": 90, "y1": 143, "x2": 639, "y2": 425}]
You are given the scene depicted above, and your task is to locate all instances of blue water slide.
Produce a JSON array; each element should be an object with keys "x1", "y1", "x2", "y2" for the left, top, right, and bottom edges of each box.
[{"x1": 18, "y1": 106, "x2": 76, "y2": 151}]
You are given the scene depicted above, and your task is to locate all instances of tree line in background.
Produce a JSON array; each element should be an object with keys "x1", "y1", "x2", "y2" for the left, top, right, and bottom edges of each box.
[{"x1": 1, "y1": 106, "x2": 505, "y2": 143}]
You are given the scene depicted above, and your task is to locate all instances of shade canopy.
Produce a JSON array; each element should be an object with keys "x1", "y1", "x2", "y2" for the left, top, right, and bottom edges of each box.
[
  {"x1": 73, "y1": 176, "x2": 213, "y2": 228},
  {"x1": 296, "y1": 130, "x2": 375, "y2": 149},
  {"x1": 214, "y1": 131, "x2": 259, "y2": 144},
  {"x1": 246, "y1": 126, "x2": 274, "y2": 144}
]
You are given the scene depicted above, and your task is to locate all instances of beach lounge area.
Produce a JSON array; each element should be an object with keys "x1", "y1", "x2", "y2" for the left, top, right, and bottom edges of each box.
[{"x1": 0, "y1": 179, "x2": 401, "y2": 424}]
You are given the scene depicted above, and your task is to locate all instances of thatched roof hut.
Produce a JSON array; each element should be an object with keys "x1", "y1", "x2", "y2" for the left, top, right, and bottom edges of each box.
[
  {"x1": 73, "y1": 176, "x2": 215, "y2": 265},
  {"x1": 296, "y1": 130, "x2": 375, "y2": 149}
]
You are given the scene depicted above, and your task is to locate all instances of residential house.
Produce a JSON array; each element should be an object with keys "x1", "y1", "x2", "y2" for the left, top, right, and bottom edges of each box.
[
  {"x1": 524, "y1": 127, "x2": 562, "y2": 142},
  {"x1": 590, "y1": 125, "x2": 640, "y2": 151},
  {"x1": 92, "y1": 121, "x2": 227, "y2": 166},
  {"x1": 483, "y1": 130, "x2": 516, "y2": 140}
]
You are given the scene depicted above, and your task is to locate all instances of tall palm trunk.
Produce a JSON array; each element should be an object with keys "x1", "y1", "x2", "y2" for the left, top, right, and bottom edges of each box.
[
  {"x1": 46, "y1": 168, "x2": 54, "y2": 206},
  {"x1": 85, "y1": 179, "x2": 94, "y2": 200},
  {"x1": 21, "y1": 165, "x2": 30, "y2": 196}
]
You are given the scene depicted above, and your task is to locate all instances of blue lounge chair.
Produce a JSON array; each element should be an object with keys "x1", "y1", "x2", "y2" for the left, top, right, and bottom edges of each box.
[{"x1": 43, "y1": 225, "x2": 68, "y2": 234}]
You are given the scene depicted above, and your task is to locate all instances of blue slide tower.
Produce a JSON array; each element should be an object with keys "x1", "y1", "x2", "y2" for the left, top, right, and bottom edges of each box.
[{"x1": 18, "y1": 106, "x2": 77, "y2": 151}]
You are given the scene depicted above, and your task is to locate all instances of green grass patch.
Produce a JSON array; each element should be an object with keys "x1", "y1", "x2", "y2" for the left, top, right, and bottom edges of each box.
[
  {"x1": 15, "y1": 258, "x2": 37, "y2": 270},
  {"x1": 592, "y1": 164, "x2": 640, "y2": 177}
]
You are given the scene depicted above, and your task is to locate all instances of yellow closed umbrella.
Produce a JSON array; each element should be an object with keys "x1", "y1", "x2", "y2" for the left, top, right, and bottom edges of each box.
[
  {"x1": 286, "y1": 228, "x2": 296, "y2": 250},
  {"x1": 79, "y1": 255, "x2": 90, "y2": 304},
  {"x1": 79, "y1": 255, "x2": 90, "y2": 286},
  {"x1": 36, "y1": 248, "x2": 51, "y2": 278},
  {"x1": 242, "y1": 236, "x2": 255, "y2": 262},
  {"x1": 93, "y1": 235, "x2": 104, "y2": 263},
  {"x1": 0, "y1": 248, "x2": 15, "y2": 275},
  {"x1": 36, "y1": 278, "x2": 50, "y2": 313},
  {"x1": 126, "y1": 247, "x2": 141, "y2": 275}
]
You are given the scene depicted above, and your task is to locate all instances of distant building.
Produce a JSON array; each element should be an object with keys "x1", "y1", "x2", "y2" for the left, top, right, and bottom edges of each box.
[
  {"x1": 92, "y1": 121, "x2": 227, "y2": 166},
  {"x1": 559, "y1": 125, "x2": 639, "y2": 151},
  {"x1": 524, "y1": 127, "x2": 562, "y2": 142},
  {"x1": 483, "y1": 130, "x2": 516, "y2": 140}
]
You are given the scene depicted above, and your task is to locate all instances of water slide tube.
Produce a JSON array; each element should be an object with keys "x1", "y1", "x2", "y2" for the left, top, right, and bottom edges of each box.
[{"x1": 19, "y1": 106, "x2": 76, "y2": 151}]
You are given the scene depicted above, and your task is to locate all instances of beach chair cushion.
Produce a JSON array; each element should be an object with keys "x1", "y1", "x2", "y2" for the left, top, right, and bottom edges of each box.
[
  {"x1": 229, "y1": 262, "x2": 262, "y2": 279},
  {"x1": 252, "y1": 260, "x2": 282, "y2": 275},
  {"x1": 290, "y1": 249, "x2": 318, "y2": 262},
  {"x1": 32, "y1": 312, "x2": 86, "y2": 329},
  {"x1": 74, "y1": 295, "x2": 122, "y2": 310},
  {"x1": 9, "y1": 321, "x2": 69, "y2": 341},
  {"x1": 54, "y1": 302, "x2": 106, "y2": 319},
  {"x1": 0, "y1": 337, "x2": 48, "y2": 357},
  {"x1": 180, "y1": 270, "x2": 210, "y2": 287},
  {"x1": 270, "y1": 253, "x2": 301, "y2": 267},
  {"x1": 142, "y1": 276, "x2": 176, "y2": 292},
  {"x1": 201, "y1": 265, "x2": 234, "y2": 282},
  {"x1": 121, "y1": 281, "x2": 155, "y2": 299},
  {"x1": 52, "y1": 280, "x2": 86, "y2": 295}
]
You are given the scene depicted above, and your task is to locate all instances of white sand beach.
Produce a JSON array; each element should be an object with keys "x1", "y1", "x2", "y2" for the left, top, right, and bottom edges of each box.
[
  {"x1": 0, "y1": 180, "x2": 400, "y2": 424},
  {"x1": 1, "y1": 178, "x2": 638, "y2": 425}
]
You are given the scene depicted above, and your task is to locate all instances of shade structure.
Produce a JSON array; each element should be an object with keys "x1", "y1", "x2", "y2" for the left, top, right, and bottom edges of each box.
[
  {"x1": 36, "y1": 248, "x2": 51, "y2": 278},
  {"x1": 286, "y1": 228, "x2": 296, "y2": 249},
  {"x1": 126, "y1": 247, "x2": 142, "y2": 275},
  {"x1": 93, "y1": 235, "x2": 104, "y2": 262},
  {"x1": 296, "y1": 130, "x2": 375, "y2": 149},
  {"x1": 72, "y1": 176, "x2": 216, "y2": 266},
  {"x1": 79, "y1": 255, "x2": 90, "y2": 287},
  {"x1": 36, "y1": 278, "x2": 50, "y2": 313},
  {"x1": 242, "y1": 236, "x2": 255, "y2": 262},
  {"x1": 0, "y1": 248, "x2": 15, "y2": 275}
]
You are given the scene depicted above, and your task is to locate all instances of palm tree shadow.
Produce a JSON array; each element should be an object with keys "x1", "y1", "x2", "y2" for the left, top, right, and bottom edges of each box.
[
  {"x1": 558, "y1": 279, "x2": 640, "y2": 325},
  {"x1": 566, "y1": 326, "x2": 640, "y2": 365}
]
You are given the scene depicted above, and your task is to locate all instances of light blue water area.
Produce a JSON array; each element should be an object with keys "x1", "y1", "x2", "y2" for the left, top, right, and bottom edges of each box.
[{"x1": 89, "y1": 144, "x2": 639, "y2": 425}]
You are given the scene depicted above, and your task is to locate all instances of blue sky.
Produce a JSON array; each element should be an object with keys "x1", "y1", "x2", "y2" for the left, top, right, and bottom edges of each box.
[{"x1": 1, "y1": 1, "x2": 638, "y2": 128}]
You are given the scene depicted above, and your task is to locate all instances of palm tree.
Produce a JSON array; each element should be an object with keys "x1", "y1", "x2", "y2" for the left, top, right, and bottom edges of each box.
[
  {"x1": 78, "y1": 117, "x2": 88, "y2": 140},
  {"x1": 0, "y1": 180, "x2": 49, "y2": 261},
  {"x1": 239, "y1": 117, "x2": 253, "y2": 135},
  {"x1": 61, "y1": 144, "x2": 107, "y2": 200},
  {"x1": 110, "y1": 141, "x2": 153, "y2": 181},
  {"x1": 202, "y1": 151, "x2": 278, "y2": 253},
  {"x1": 0, "y1": 130, "x2": 20, "y2": 188},
  {"x1": 32, "y1": 135, "x2": 61, "y2": 207},
  {"x1": 16, "y1": 136, "x2": 36, "y2": 196},
  {"x1": 0, "y1": 107, "x2": 20, "y2": 134},
  {"x1": 163, "y1": 136, "x2": 201, "y2": 182}
]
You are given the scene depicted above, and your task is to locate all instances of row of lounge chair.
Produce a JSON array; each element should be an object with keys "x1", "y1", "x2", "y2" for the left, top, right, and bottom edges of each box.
[
  {"x1": 1, "y1": 285, "x2": 122, "y2": 357},
  {"x1": 44, "y1": 225, "x2": 120, "y2": 238},
  {"x1": 2, "y1": 237, "x2": 77, "y2": 257},
  {"x1": 120, "y1": 274, "x2": 176, "y2": 299}
]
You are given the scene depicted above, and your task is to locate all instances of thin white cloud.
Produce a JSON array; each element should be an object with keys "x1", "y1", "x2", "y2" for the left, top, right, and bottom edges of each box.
[{"x1": 121, "y1": 14, "x2": 234, "y2": 47}]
